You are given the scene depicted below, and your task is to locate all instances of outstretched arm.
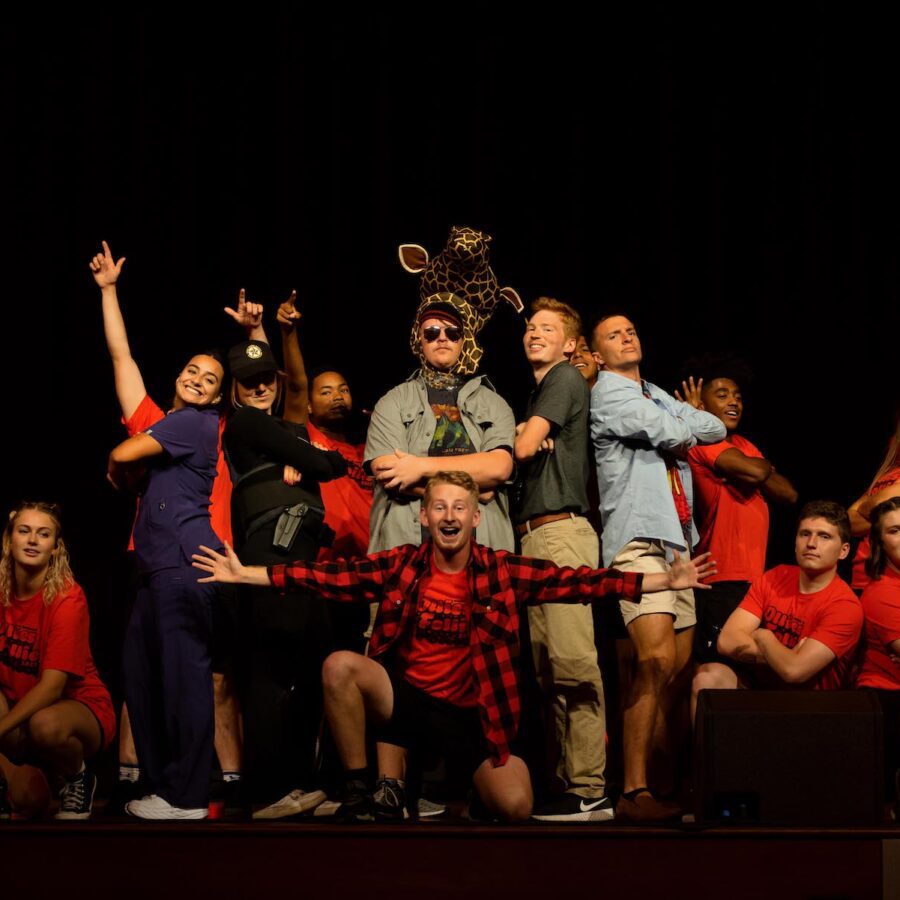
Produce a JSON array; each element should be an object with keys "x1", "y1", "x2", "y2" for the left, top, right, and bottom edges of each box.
[
  {"x1": 276, "y1": 291, "x2": 309, "y2": 424},
  {"x1": 90, "y1": 240, "x2": 146, "y2": 420}
]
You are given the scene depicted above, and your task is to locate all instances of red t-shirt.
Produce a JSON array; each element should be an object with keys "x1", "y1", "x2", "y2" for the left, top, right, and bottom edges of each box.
[
  {"x1": 689, "y1": 434, "x2": 769, "y2": 583},
  {"x1": 851, "y1": 465, "x2": 900, "y2": 591},
  {"x1": 398, "y1": 558, "x2": 476, "y2": 707},
  {"x1": 123, "y1": 394, "x2": 232, "y2": 550},
  {"x1": 857, "y1": 567, "x2": 900, "y2": 690},
  {"x1": 740, "y1": 565, "x2": 863, "y2": 690},
  {"x1": 306, "y1": 421, "x2": 374, "y2": 562},
  {"x1": 0, "y1": 583, "x2": 116, "y2": 748}
]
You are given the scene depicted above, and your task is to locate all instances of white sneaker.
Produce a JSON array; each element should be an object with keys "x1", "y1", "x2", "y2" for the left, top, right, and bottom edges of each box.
[
  {"x1": 125, "y1": 794, "x2": 208, "y2": 820},
  {"x1": 252, "y1": 789, "x2": 326, "y2": 820}
]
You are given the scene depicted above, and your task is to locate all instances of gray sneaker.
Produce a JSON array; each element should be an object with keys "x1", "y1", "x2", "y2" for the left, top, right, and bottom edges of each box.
[
  {"x1": 373, "y1": 777, "x2": 406, "y2": 822},
  {"x1": 55, "y1": 770, "x2": 96, "y2": 821}
]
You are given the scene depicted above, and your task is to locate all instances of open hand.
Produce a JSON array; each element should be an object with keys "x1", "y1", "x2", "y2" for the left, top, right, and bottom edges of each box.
[
  {"x1": 667, "y1": 550, "x2": 716, "y2": 591},
  {"x1": 674, "y1": 376, "x2": 704, "y2": 410},
  {"x1": 192, "y1": 543, "x2": 246, "y2": 584}
]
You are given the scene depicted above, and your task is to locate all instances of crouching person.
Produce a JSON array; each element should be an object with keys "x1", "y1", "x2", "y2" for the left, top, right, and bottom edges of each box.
[
  {"x1": 0, "y1": 502, "x2": 116, "y2": 820},
  {"x1": 193, "y1": 472, "x2": 715, "y2": 823}
]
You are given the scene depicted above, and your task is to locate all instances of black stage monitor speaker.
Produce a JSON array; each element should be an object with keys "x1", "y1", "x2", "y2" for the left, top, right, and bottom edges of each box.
[{"x1": 694, "y1": 690, "x2": 883, "y2": 826}]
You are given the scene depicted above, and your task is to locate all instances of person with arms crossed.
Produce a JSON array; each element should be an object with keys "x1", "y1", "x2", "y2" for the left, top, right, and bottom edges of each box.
[{"x1": 590, "y1": 313, "x2": 726, "y2": 821}]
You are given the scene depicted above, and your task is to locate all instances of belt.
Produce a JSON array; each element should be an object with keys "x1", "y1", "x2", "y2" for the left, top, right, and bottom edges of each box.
[{"x1": 515, "y1": 511, "x2": 576, "y2": 536}]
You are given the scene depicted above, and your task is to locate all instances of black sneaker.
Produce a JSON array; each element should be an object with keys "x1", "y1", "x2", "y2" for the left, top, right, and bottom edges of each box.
[
  {"x1": 531, "y1": 792, "x2": 615, "y2": 823},
  {"x1": 103, "y1": 779, "x2": 143, "y2": 817},
  {"x1": 373, "y1": 776, "x2": 406, "y2": 822},
  {"x1": 336, "y1": 779, "x2": 375, "y2": 823},
  {"x1": 55, "y1": 770, "x2": 97, "y2": 821},
  {"x1": 0, "y1": 774, "x2": 11, "y2": 820}
]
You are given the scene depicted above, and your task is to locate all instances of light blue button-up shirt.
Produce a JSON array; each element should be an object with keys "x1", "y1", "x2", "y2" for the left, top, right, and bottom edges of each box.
[{"x1": 590, "y1": 370, "x2": 727, "y2": 566}]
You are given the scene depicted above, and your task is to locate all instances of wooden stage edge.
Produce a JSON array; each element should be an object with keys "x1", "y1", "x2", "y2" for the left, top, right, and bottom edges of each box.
[{"x1": 4, "y1": 820, "x2": 900, "y2": 900}]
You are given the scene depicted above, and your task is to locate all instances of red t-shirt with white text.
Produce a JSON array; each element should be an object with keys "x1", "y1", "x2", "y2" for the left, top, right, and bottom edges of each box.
[
  {"x1": 0, "y1": 583, "x2": 116, "y2": 747},
  {"x1": 689, "y1": 434, "x2": 769, "y2": 583},
  {"x1": 739, "y1": 565, "x2": 863, "y2": 690},
  {"x1": 398, "y1": 558, "x2": 476, "y2": 707}
]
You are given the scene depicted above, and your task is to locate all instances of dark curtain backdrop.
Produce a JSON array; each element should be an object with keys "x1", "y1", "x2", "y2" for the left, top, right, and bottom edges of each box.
[{"x1": 2, "y1": 7, "x2": 897, "y2": 683}]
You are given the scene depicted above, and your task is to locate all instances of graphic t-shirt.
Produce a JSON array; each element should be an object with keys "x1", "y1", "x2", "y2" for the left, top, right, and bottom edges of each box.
[
  {"x1": 689, "y1": 434, "x2": 770, "y2": 583},
  {"x1": 0, "y1": 583, "x2": 116, "y2": 746},
  {"x1": 851, "y1": 465, "x2": 900, "y2": 592},
  {"x1": 857, "y1": 567, "x2": 900, "y2": 691},
  {"x1": 740, "y1": 565, "x2": 863, "y2": 690},
  {"x1": 398, "y1": 558, "x2": 476, "y2": 707},
  {"x1": 307, "y1": 420, "x2": 374, "y2": 561},
  {"x1": 124, "y1": 394, "x2": 232, "y2": 550},
  {"x1": 427, "y1": 386, "x2": 474, "y2": 457}
]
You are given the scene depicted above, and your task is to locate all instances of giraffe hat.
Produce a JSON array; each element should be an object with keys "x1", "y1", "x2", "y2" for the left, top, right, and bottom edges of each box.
[{"x1": 410, "y1": 291, "x2": 484, "y2": 377}]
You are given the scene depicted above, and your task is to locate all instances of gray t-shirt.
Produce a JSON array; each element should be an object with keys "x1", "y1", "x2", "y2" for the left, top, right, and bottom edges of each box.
[{"x1": 515, "y1": 360, "x2": 591, "y2": 524}]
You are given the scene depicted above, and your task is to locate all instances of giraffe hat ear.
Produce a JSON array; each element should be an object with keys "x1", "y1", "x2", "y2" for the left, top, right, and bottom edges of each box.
[{"x1": 399, "y1": 244, "x2": 429, "y2": 273}]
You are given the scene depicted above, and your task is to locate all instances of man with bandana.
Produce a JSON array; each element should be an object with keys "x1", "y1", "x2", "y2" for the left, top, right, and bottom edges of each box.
[{"x1": 365, "y1": 292, "x2": 516, "y2": 555}]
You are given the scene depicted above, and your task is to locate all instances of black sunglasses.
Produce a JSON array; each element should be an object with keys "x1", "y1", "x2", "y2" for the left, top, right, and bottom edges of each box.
[{"x1": 422, "y1": 325, "x2": 463, "y2": 343}]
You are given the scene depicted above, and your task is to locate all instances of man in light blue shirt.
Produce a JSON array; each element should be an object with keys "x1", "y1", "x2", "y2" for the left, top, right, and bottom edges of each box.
[{"x1": 590, "y1": 314, "x2": 725, "y2": 822}]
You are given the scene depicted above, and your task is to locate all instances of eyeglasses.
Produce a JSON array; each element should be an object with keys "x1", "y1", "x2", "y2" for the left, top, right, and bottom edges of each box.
[{"x1": 422, "y1": 325, "x2": 463, "y2": 343}]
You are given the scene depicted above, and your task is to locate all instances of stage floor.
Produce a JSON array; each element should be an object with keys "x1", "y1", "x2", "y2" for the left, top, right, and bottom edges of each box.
[{"x1": 3, "y1": 815, "x2": 899, "y2": 900}]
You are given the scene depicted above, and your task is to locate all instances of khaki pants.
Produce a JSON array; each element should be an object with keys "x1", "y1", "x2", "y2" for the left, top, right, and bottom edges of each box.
[{"x1": 522, "y1": 515, "x2": 607, "y2": 798}]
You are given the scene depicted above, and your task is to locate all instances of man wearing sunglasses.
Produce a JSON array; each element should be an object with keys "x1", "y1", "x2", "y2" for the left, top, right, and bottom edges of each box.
[{"x1": 365, "y1": 292, "x2": 516, "y2": 558}]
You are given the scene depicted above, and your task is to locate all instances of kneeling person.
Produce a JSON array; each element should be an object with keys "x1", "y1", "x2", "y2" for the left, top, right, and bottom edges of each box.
[
  {"x1": 194, "y1": 473, "x2": 715, "y2": 822},
  {"x1": 716, "y1": 501, "x2": 862, "y2": 690}
]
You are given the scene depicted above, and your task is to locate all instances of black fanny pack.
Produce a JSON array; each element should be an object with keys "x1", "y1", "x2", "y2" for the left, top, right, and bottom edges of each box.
[{"x1": 231, "y1": 464, "x2": 335, "y2": 552}]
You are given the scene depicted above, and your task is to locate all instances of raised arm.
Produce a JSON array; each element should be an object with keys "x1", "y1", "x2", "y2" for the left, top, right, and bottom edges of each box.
[
  {"x1": 224, "y1": 288, "x2": 268, "y2": 343},
  {"x1": 90, "y1": 240, "x2": 146, "y2": 420},
  {"x1": 275, "y1": 291, "x2": 309, "y2": 424}
]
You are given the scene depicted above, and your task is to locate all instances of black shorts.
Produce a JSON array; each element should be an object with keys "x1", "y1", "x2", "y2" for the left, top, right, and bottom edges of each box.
[
  {"x1": 377, "y1": 675, "x2": 488, "y2": 783},
  {"x1": 693, "y1": 580, "x2": 751, "y2": 665}
]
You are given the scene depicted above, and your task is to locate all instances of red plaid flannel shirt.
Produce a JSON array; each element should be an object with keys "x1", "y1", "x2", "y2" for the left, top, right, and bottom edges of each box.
[{"x1": 269, "y1": 541, "x2": 642, "y2": 767}]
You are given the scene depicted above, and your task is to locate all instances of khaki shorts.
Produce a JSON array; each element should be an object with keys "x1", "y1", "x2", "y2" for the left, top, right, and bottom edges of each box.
[{"x1": 612, "y1": 540, "x2": 696, "y2": 630}]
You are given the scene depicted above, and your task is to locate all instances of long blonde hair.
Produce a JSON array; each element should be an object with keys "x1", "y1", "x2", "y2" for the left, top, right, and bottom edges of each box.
[{"x1": 0, "y1": 501, "x2": 73, "y2": 607}]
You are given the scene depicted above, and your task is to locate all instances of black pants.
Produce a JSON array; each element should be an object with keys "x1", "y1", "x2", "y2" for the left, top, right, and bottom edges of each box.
[{"x1": 237, "y1": 529, "x2": 333, "y2": 805}]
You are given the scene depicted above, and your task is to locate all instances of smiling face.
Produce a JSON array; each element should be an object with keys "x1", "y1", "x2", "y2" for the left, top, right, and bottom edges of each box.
[
  {"x1": 701, "y1": 377, "x2": 743, "y2": 432},
  {"x1": 10, "y1": 509, "x2": 58, "y2": 579},
  {"x1": 174, "y1": 355, "x2": 224, "y2": 408},
  {"x1": 523, "y1": 309, "x2": 577, "y2": 370},
  {"x1": 591, "y1": 315, "x2": 642, "y2": 375},
  {"x1": 419, "y1": 316, "x2": 464, "y2": 372},
  {"x1": 794, "y1": 517, "x2": 850, "y2": 575},
  {"x1": 419, "y1": 482, "x2": 481, "y2": 561},
  {"x1": 309, "y1": 371, "x2": 352, "y2": 428},
  {"x1": 235, "y1": 370, "x2": 278, "y2": 412},
  {"x1": 569, "y1": 335, "x2": 599, "y2": 385}
]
